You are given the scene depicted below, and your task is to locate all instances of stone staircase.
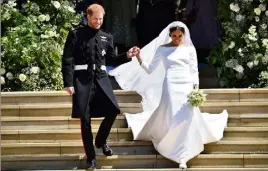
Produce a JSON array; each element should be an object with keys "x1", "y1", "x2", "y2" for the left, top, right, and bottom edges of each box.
[{"x1": 1, "y1": 89, "x2": 268, "y2": 170}]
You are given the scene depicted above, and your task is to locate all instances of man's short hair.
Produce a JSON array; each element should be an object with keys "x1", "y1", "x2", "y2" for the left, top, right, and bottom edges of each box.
[{"x1": 87, "y1": 4, "x2": 105, "y2": 16}]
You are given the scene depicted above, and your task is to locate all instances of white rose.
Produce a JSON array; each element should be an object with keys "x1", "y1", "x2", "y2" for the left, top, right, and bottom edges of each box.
[
  {"x1": 248, "y1": 34, "x2": 257, "y2": 41},
  {"x1": 254, "y1": 8, "x2": 262, "y2": 15},
  {"x1": 254, "y1": 60, "x2": 259, "y2": 66},
  {"x1": 248, "y1": 25, "x2": 256, "y2": 34},
  {"x1": 0, "y1": 68, "x2": 6, "y2": 75},
  {"x1": 45, "y1": 14, "x2": 50, "y2": 21},
  {"x1": 259, "y1": 4, "x2": 266, "y2": 11},
  {"x1": 262, "y1": 55, "x2": 268, "y2": 64},
  {"x1": 52, "y1": 1, "x2": 61, "y2": 9},
  {"x1": 30, "y1": 67, "x2": 40, "y2": 74},
  {"x1": 266, "y1": 10, "x2": 268, "y2": 16},
  {"x1": 255, "y1": 16, "x2": 260, "y2": 22},
  {"x1": 8, "y1": 1, "x2": 17, "y2": 7},
  {"x1": 1, "y1": 76, "x2": 5, "y2": 85},
  {"x1": 247, "y1": 61, "x2": 254, "y2": 68},
  {"x1": 238, "y1": 48, "x2": 243, "y2": 53},
  {"x1": 262, "y1": 39, "x2": 268, "y2": 48},
  {"x1": 261, "y1": 24, "x2": 267, "y2": 30},
  {"x1": 41, "y1": 34, "x2": 49, "y2": 39},
  {"x1": 38, "y1": 14, "x2": 46, "y2": 22},
  {"x1": 228, "y1": 41, "x2": 236, "y2": 49},
  {"x1": 67, "y1": 6, "x2": 75, "y2": 13},
  {"x1": 233, "y1": 65, "x2": 244, "y2": 73},
  {"x1": 19, "y1": 74, "x2": 27, "y2": 82},
  {"x1": 230, "y1": 3, "x2": 240, "y2": 13},
  {"x1": 6, "y1": 72, "x2": 13, "y2": 80}
]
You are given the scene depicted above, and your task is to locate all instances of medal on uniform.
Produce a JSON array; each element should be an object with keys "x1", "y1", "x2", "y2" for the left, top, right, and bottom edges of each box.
[{"x1": 102, "y1": 49, "x2": 106, "y2": 56}]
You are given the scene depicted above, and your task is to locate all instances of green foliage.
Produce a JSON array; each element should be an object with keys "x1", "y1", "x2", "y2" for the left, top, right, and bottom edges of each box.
[
  {"x1": 1, "y1": 0, "x2": 82, "y2": 91},
  {"x1": 208, "y1": 0, "x2": 268, "y2": 88}
]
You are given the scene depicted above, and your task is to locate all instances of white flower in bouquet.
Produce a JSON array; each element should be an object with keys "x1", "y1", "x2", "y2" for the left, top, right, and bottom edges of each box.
[
  {"x1": 52, "y1": 1, "x2": 61, "y2": 9},
  {"x1": 6, "y1": 72, "x2": 14, "y2": 80},
  {"x1": 1, "y1": 76, "x2": 5, "y2": 85},
  {"x1": 247, "y1": 61, "x2": 254, "y2": 68},
  {"x1": 0, "y1": 68, "x2": 6, "y2": 75},
  {"x1": 30, "y1": 67, "x2": 40, "y2": 74},
  {"x1": 187, "y1": 89, "x2": 207, "y2": 107},
  {"x1": 254, "y1": 8, "x2": 262, "y2": 15},
  {"x1": 259, "y1": 4, "x2": 266, "y2": 11},
  {"x1": 228, "y1": 41, "x2": 236, "y2": 49},
  {"x1": 19, "y1": 74, "x2": 27, "y2": 82},
  {"x1": 230, "y1": 3, "x2": 240, "y2": 13}
]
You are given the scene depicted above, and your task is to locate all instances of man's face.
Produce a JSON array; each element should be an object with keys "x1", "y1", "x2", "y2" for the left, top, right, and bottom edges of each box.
[{"x1": 87, "y1": 11, "x2": 104, "y2": 29}]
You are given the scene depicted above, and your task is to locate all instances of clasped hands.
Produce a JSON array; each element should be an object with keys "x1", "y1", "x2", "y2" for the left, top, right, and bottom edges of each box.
[{"x1": 127, "y1": 46, "x2": 142, "y2": 63}]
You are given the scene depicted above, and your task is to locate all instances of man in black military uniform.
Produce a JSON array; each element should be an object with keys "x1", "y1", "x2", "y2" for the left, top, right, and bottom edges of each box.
[{"x1": 61, "y1": 4, "x2": 134, "y2": 170}]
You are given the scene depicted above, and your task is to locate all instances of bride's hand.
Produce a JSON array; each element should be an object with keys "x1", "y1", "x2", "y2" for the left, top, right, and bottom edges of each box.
[{"x1": 127, "y1": 46, "x2": 140, "y2": 58}]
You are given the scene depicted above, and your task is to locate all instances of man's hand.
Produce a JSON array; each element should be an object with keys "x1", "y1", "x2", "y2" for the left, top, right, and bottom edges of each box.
[
  {"x1": 127, "y1": 46, "x2": 140, "y2": 58},
  {"x1": 65, "y1": 87, "x2": 75, "y2": 96}
]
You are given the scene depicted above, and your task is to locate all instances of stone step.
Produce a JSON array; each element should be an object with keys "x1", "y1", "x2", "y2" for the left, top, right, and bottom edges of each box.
[
  {"x1": 1, "y1": 154, "x2": 268, "y2": 170},
  {"x1": 1, "y1": 89, "x2": 268, "y2": 104},
  {"x1": 12, "y1": 169, "x2": 268, "y2": 171},
  {"x1": 2, "y1": 102, "x2": 268, "y2": 117},
  {"x1": 2, "y1": 127, "x2": 268, "y2": 143},
  {"x1": 2, "y1": 140, "x2": 268, "y2": 156},
  {"x1": 10, "y1": 169, "x2": 268, "y2": 171},
  {"x1": 0, "y1": 116, "x2": 127, "y2": 130},
  {"x1": 0, "y1": 91, "x2": 142, "y2": 104},
  {"x1": 2, "y1": 114, "x2": 268, "y2": 131}
]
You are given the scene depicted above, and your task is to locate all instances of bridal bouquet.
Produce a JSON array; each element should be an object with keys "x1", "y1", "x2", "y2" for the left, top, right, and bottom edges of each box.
[{"x1": 187, "y1": 89, "x2": 207, "y2": 107}]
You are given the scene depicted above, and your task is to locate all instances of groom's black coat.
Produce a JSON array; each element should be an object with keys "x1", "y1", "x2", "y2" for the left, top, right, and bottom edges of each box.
[{"x1": 62, "y1": 24, "x2": 130, "y2": 118}]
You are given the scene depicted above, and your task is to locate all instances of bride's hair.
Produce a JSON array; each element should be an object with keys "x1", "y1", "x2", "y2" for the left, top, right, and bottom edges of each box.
[{"x1": 169, "y1": 26, "x2": 185, "y2": 36}]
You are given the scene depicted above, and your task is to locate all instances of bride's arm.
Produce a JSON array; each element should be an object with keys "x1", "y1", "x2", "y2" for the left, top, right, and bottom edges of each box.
[
  {"x1": 189, "y1": 46, "x2": 199, "y2": 87},
  {"x1": 137, "y1": 47, "x2": 162, "y2": 74}
]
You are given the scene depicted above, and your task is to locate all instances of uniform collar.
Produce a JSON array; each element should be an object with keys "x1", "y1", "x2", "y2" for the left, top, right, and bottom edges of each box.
[{"x1": 86, "y1": 24, "x2": 99, "y2": 33}]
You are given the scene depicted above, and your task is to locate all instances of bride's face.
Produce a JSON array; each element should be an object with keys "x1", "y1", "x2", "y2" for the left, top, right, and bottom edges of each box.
[{"x1": 170, "y1": 30, "x2": 184, "y2": 46}]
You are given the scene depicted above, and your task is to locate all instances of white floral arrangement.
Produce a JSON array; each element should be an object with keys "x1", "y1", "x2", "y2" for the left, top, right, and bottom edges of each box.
[
  {"x1": 209, "y1": 0, "x2": 268, "y2": 88},
  {"x1": 1, "y1": 0, "x2": 81, "y2": 91},
  {"x1": 187, "y1": 89, "x2": 207, "y2": 107}
]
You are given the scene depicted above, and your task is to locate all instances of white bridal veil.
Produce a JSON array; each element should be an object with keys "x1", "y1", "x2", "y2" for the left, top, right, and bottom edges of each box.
[{"x1": 109, "y1": 21, "x2": 193, "y2": 112}]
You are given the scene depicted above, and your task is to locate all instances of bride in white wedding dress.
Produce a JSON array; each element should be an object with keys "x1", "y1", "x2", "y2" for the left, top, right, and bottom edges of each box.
[{"x1": 109, "y1": 21, "x2": 228, "y2": 169}]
